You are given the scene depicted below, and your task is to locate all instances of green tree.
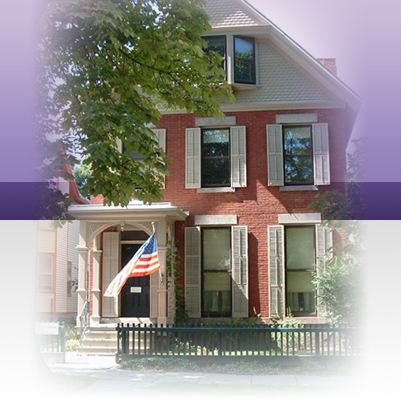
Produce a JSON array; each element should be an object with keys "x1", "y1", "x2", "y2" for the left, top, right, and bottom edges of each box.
[
  {"x1": 308, "y1": 137, "x2": 366, "y2": 325},
  {"x1": 308, "y1": 137, "x2": 366, "y2": 220},
  {"x1": 36, "y1": 0, "x2": 233, "y2": 218},
  {"x1": 72, "y1": 157, "x2": 91, "y2": 199}
]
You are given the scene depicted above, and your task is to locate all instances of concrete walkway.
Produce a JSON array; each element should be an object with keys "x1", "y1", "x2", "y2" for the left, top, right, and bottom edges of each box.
[
  {"x1": 45, "y1": 353, "x2": 363, "y2": 398},
  {"x1": 29, "y1": 353, "x2": 398, "y2": 417}
]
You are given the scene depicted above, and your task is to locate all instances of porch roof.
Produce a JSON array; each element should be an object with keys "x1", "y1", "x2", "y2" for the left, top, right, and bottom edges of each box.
[{"x1": 68, "y1": 200, "x2": 189, "y2": 222}]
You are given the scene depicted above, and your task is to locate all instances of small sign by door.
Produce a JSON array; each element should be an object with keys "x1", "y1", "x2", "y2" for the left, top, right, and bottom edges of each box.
[{"x1": 130, "y1": 287, "x2": 142, "y2": 293}]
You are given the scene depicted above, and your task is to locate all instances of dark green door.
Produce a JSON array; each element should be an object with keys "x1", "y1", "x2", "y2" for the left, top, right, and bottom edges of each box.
[{"x1": 120, "y1": 243, "x2": 150, "y2": 317}]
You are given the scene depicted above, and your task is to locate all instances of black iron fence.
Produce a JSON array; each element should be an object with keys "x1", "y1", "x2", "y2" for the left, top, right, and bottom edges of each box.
[{"x1": 116, "y1": 323, "x2": 362, "y2": 362}]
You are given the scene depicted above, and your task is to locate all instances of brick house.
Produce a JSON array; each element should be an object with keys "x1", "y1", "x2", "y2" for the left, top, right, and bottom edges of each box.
[{"x1": 69, "y1": 0, "x2": 360, "y2": 327}]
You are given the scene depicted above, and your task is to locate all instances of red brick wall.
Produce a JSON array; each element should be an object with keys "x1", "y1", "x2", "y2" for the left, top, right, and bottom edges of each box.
[{"x1": 92, "y1": 109, "x2": 348, "y2": 317}]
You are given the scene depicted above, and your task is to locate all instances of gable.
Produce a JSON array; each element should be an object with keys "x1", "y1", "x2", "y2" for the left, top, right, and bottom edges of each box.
[
  {"x1": 232, "y1": 39, "x2": 337, "y2": 106},
  {"x1": 204, "y1": 0, "x2": 267, "y2": 28}
]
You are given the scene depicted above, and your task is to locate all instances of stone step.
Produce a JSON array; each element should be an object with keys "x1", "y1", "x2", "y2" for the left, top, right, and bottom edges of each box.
[
  {"x1": 82, "y1": 331, "x2": 118, "y2": 340},
  {"x1": 78, "y1": 328, "x2": 146, "y2": 356},
  {"x1": 76, "y1": 346, "x2": 117, "y2": 355}
]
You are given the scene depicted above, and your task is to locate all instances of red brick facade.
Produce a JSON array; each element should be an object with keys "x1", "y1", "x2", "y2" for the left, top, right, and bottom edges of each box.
[{"x1": 91, "y1": 108, "x2": 348, "y2": 318}]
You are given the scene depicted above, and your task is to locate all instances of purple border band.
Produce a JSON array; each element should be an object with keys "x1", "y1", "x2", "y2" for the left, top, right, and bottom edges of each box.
[{"x1": 0, "y1": 182, "x2": 400, "y2": 220}]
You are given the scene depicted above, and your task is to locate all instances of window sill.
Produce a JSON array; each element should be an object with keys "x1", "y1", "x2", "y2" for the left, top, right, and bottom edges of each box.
[
  {"x1": 231, "y1": 83, "x2": 260, "y2": 90},
  {"x1": 279, "y1": 185, "x2": 319, "y2": 191},
  {"x1": 197, "y1": 187, "x2": 236, "y2": 193}
]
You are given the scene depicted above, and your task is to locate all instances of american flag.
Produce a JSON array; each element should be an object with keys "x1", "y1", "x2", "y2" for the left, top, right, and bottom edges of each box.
[{"x1": 104, "y1": 233, "x2": 160, "y2": 297}]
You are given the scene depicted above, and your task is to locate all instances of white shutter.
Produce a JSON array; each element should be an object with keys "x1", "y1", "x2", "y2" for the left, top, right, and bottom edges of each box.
[
  {"x1": 232, "y1": 226, "x2": 249, "y2": 317},
  {"x1": 315, "y1": 224, "x2": 333, "y2": 317},
  {"x1": 312, "y1": 123, "x2": 330, "y2": 185},
  {"x1": 267, "y1": 124, "x2": 284, "y2": 186},
  {"x1": 102, "y1": 232, "x2": 119, "y2": 317},
  {"x1": 185, "y1": 128, "x2": 201, "y2": 189},
  {"x1": 185, "y1": 227, "x2": 201, "y2": 318},
  {"x1": 231, "y1": 126, "x2": 247, "y2": 188},
  {"x1": 152, "y1": 128, "x2": 167, "y2": 189},
  {"x1": 315, "y1": 224, "x2": 333, "y2": 275},
  {"x1": 268, "y1": 225, "x2": 285, "y2": 318}
]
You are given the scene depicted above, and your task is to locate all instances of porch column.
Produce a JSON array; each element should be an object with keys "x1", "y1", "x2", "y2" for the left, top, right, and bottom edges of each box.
[
  {"x1": 76, "y1": 220, "x2": 89, "y2": 327},
  {"x1": 91, "y1": 235, "x2": 102, "y2": 324},
  {"x1": 156, "y1": 218, "x2": 168, "y2": 326}
]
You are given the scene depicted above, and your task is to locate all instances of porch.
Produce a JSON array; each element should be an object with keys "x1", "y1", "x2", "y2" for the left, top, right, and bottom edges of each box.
[{"x1": 68, "y1": 200, "x2": 188, "y2": 328}]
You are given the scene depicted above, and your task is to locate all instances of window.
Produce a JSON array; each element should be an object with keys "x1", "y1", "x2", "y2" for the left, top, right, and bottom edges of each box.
[
  {"x1": 202, "y1": 228, "x2": 232, "y2": 316},
  {"x1": 268, "y1": 224, "x2": 332, "y2": 318},
  {"x1": 37, "y1": 255, "x2": 53, "y2": 291},
  {"x1": 285, "y1": 226, "x2": 316, "y2": 314},
  {"x1": 267, "y1": 123, "x2": 330, "y2": 187},
  {"x1": 185, "y1": 126, "x2": 246, "y2": 189},
  {"x1": 119, "y1": 129, "x2": 166, "y2": 189},
  {"x1": 234, "y1": 36, "x2": 256, "y2": 84},
  {"x1": 201, "y1": 128, "x2": 230, "y2": 187},
  {"x1": 185, "y1": 226, "x2": 248, "y2": 318},
  {"x1": 203, "y1": 35, "x2": 256, "y2": 85},
  {"x1": 283, "y1": 126, "x2": 313, "y2": 185},
  {"x1": 204, "y1": 36, "x2": 226, "y2": 70}
]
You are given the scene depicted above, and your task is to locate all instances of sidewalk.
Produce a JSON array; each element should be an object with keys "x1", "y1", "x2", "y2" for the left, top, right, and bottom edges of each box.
[{"x1": 45, "y1": 352, "x2": 363, "y2": 398}]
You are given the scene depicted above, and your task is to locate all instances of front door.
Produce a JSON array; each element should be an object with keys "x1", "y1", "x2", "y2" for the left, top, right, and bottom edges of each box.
[{"x1": 120, "y1": 243, "x2": 150, "y2": 317}]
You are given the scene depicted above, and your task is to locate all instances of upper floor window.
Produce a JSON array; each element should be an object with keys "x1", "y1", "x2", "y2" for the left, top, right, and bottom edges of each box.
[
  {"x1": 283, "y1": 126, "x2": 313, "y2": 185},
  {"x1": 201, "y1": 128, "x2": 230, "y2": 187},
  {"x1": 203, "y1": 35, "x2": 256, "y2": 85},
  {"x1": 185, "y1": 125, "x2": 247, "y2": 190},
  {"x1": 204, "y1": 36, "x2": 226, "y2": 71},
  {"x1": 267, "y1": 123, "x2": 330, "y2": 188},
  {"x1": 234, "y1": 36, "x2": 256, "y2": 84}
]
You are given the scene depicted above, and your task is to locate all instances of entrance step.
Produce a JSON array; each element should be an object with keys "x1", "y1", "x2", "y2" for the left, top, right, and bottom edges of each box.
[
  {"x1": 77, "y1": 328, "x2": 118, "y2": 356},
  {"x1": 77, "y1": 326, "x2": 149, "y2": 356}
]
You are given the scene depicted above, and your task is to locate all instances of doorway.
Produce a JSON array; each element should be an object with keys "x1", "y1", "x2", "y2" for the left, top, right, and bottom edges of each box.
[{"x1": 120, "y1": 243, "x2": 150, "y2": 317}]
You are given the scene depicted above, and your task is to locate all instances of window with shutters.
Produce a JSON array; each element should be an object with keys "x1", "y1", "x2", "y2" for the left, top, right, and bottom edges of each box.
[
  {"x1": 267, "y1": 123, "x2": 330, "y2": 188},
  {"x1": 202, "y1": 228, "x2": 232, "y2": 317},
  {"x1": 202, "y1": 128, "x2": 230, "y2": 187},
  {"x1": 185, "y1": 226, "x2": 248, "y2": 318},
  {"x1": 268, "y1": 224, "x2": 332, "y2": 318},
  {"x1": 186, "y1": 126, "x2": 246, "y2": 190},
  {"x1": 283, "y1": 126, "x2": 313, "y2": 185},
  {"x1": 285, "y1": 226, "x2": 316, "y2": 315}
]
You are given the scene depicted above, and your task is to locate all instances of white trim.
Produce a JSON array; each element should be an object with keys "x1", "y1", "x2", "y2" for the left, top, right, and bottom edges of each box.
[
  {"x1": 69, "y1": 201, "x2": 188, "y2": 222},
  {"x1": 195, "y1": 116, "x2": 236, "y2": 127},
  {"x1": 279, "y1": 185, "x2": 319, "y2": 191},
  {"x1": 197, "y1": 187, "x2": 236, "y2": 193},
  {"x1": 278, "y1": 213, "x2": 321, "y2": 224},
  {"x1": 161, "y1": 101, "x2": 347, "y2": 115},
  {"x1": 276, "y1": 113, "x2": 318, "y2": 124},
  {"x1": 195, "y1": 215, "x2": 238, "y2": 226}
]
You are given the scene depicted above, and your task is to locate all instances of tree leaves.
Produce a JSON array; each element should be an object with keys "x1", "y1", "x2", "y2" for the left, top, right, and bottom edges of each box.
[{"x1": 36, "y1": 0, "x2": 233, "y2": 217}]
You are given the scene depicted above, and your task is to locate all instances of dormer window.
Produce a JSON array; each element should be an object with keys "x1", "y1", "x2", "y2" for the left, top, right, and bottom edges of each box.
[
  {"x1": 203, "y1": 35, "x2": 257, "y2": 86},
  {"x1": 204, "y1": 36, "x2": 226, "y2": 71},
  {"x1": 234, "y1": 36, "x2": 256, "y2": 84}
]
